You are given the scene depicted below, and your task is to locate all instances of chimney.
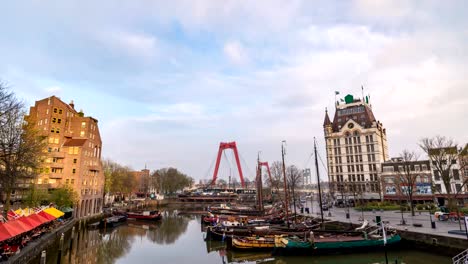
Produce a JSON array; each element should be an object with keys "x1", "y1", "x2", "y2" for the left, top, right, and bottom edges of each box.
[{"x1": 69, "y1": 100, "x2": 75, "y2": 109}]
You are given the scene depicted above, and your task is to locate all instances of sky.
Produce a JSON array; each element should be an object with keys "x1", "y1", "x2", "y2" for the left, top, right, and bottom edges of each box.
[{"x1": 1, "y1": 1, "x2": 467, "y2": 184}]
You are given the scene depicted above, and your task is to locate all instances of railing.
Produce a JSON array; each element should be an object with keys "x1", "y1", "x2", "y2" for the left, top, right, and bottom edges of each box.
[{"x1": 453, "y1": 248, "x2": 468, "y2": 264}]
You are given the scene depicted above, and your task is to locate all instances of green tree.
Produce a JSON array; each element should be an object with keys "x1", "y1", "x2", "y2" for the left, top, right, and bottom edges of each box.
[
  {"x1": 50, "y1": 186, "x2": 78, "y2": 208},
  {"x1": 102, "y1": 159, "x2": 136, "y2": 200},
  {"x1": 23, "y1": 185, "x2": 49, "y2": 207},
  {"x1": 0, "y1": 83, "x2": 46, "y2": 217},
  {"x1": 154, "y1": 168, "x2": 193, "y2": 195}
]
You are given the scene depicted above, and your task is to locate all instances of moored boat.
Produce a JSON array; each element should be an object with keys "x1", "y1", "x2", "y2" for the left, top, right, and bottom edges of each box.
[
  {"x1": 231, "y1": 236, "x2": 276, "y2": 250},
  {"x1": 99, "y1": 215, "x2": 127, "y2": 228},
  {"x1": 126, "y1": 210, "x2": 162, "y2": 221},
  {"x1": 273, "y1": 230, "x2": 401, "y2": 255}
]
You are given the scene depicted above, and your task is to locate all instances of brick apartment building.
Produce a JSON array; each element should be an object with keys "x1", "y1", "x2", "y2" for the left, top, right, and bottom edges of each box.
[{"x1": 26, "y1": 96, "x2": 104, "y2": 218}]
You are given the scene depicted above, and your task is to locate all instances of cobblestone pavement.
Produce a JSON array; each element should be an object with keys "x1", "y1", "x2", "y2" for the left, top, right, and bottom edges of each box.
[{"x1": 298, "y1": 202, "x2": 468, "y2": 239}]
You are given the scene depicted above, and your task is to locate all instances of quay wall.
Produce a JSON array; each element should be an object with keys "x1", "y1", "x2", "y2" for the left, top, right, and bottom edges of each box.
[
  {"x1": 9, "y1": 219, "x2": 77, "y2": 264},
  {"x1": 398, "y1": 229, "x2": 468, "y2": 256},
  {"x1": 333, "y1": 220, "x2": 468, "y2": 256}
]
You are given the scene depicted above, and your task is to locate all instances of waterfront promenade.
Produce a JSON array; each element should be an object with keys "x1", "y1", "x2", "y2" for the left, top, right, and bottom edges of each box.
[{"x1": 316, "y1": 206, "x2": 468, "y2": 239}]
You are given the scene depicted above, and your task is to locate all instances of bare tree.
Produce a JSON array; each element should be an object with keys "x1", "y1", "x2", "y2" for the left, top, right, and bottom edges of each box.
[
  {"x1": 394, "y1": 150, "x2": 420, "y2": 216},
  {"x1": 268, "y1": 161, "x2": 283, "y2": 203},
  {"x1": 0, "y1": 83, "x2": 45, "y2": 217},
  {"x1": 419, "y1": 136, "x2": 461, "y2": 211},
  {"x1": 287, "y1": 165, "x2": 303, "y2": 222}
]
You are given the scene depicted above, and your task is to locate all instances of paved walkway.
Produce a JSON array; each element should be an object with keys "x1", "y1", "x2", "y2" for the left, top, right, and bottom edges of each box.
[{"x1": 298, "y1": 203, "x2": 468, "y2": 239}]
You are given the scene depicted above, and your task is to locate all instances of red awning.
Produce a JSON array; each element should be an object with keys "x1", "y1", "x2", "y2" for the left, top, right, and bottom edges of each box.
[
  {"x1": 16, "y1": 216, "x2": 37, "y2": 230},
  {"x1": 38, "y1": 211, "x2": 56, "y2": 221},
  {"x1": 6, "y1": 220, "x2": 32, "y2": 235},
  {"x1": 0, "y1": 223, "x2": 16, "y2": 242},
  {"x1": 18, "y1": 216, "x2": 42, "y2": 229},
  {"x1": 1, "y1": 222, "x2": 24, "y2": 240},
  {"x1": 28, "y1": 213, "x2": 51, "y2": 225}
]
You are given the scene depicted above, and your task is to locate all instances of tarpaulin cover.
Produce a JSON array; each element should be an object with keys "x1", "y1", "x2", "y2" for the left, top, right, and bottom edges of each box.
[
  {"x1": 38, "y1": 211, "x2": 56, "y2": 221},
  {"x1": 44, "y1": 207, "x2": 65, "y2": 218}
]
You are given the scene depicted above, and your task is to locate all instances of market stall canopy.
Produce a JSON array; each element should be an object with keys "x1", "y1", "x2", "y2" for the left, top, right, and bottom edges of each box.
[
  {"x1": 6, "y1": 220, "x2": 32, "y2": 235},
  {"x1": 18, "y1": 216, "x2": 41, "y2": 229},
  {"x1": 0, "y1": 223, "x2": 16, "y2": 242},
  {"x1": 39, "y1": 211, "x2": 56, "y2": 221},
  {"x1": 60, "y1": 207, "x2": 73, "y2": 213},
  {"x1": 28, "y1": 213, "x2": 51, "y2": 225},
  {"x1": 44, "y1": 207, "x2": 65, "y2": 218},
  {"x1": 20, "y1": 216, "x2": 40, "y2": 229}
]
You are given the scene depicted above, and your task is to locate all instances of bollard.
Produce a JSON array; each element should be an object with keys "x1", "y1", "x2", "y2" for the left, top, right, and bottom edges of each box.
[
  {"x1": 40, "y1": 250, "x2": 47, "y2": 264},
  {"x1": 60, "y1": 233, "x2": 64, "y2": 250}
]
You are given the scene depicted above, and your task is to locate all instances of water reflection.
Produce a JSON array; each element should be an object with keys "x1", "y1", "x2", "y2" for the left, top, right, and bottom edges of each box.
[
  {"x1": 147, "y1": 211, "x2": 193, "y2": 244},
  {"x1": 35, "y1": 211, "x2": 192, "y2": 264},
  {"x1": 31, "y1": 212, "x2": 451, "y2": 264}
]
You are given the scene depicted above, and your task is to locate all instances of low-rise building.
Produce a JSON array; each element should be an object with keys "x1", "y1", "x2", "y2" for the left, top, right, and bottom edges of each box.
[{"x1": 381, "y1": 158, "x2": 433, "y2": 203}]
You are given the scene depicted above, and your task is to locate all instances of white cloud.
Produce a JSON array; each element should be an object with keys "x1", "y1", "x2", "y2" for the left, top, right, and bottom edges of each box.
[
  {"x1": 223, "y1": 41, "x2": 249, "y2": 65},
  {"x1": 44, "y1": 86, "x2": 62, "y2": 95},
  {"x1": 95, "y1": 30, "x2": 159, "y2": 60}
]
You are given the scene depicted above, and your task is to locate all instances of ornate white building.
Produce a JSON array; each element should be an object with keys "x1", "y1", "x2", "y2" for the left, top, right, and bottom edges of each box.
[{"x1": 324, "y1": 94, "x2": 389, "y2": 201}]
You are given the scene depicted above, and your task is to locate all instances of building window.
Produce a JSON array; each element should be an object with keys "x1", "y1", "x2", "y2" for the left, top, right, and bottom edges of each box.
[
  {"x1": 54, "y1": 138, "x2": 59, "y2": 144},
  {"x1": 435, "y1": 184, "x2": 441, "y2": 192},
  {"x1": 68, "y1": 147, "x2": 79, "y2": 155},
  {"x1": 453, "y1": 169, "x2": 460, "y2": 180},
  {"x1": 53, "y1": 108, "x2": 58, "y2": 113},
  {"x1": 58, "y1": 109, "x2": 63, "y2": 114},
  {"x1": 80, "y1": 131, "x2": 85, "y2": 137},
  {"x1": 57, "y1": 118, "x2": 62, "y2": 124},
  {"x1": 71, "y1": 179, "x2": 75, "y2": 184},
  {"x1": 433, "y1": 170, "x2": 440, "y2": 181},
  {"x1": 422, "y1": 164, "x2": 427, "y2": 171},
  {"x1": 52, "y1": 117, "x2": 56, "y2": 123},
  {"x1": 55, "y1": 128, "x2": 60, "y2": 134},
  {"x1": 455, "y1": 184, "x2": 462, "y2": 192},
  {"x1": 72, "y1": 168, "x2": 76, "y2": 174},
  {"x1": 48, "y1": 137, "x2": 54, "y2": 143},
  {"x1": 73, "y1": 158, "x2": 77, "y2": 164},
  {"x1": 81, "y1": 122, "x2": 86, "y2": 128},
  {"x1": 66, "y1": 179, "x2": 69, "y2": 185}
]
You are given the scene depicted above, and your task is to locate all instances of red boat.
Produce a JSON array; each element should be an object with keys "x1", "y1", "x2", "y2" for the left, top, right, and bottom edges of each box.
[{"x1": 126, "y1": 210, "x2": 162, "y2": 221}]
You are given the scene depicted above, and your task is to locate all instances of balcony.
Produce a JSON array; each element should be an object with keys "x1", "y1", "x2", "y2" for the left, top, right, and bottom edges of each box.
[
  {"x1": 88, "y1": 165, "x2": 100, "y2": 171},
  {"x1": 50, "y1": 163, "x2": 64, "y2": 169},
  {"x1": 49, "y1": 173, "x2": 64, "y2": 179},
  {"x1": 50, "y1": 152, "x2": 66, "y2": 158}
]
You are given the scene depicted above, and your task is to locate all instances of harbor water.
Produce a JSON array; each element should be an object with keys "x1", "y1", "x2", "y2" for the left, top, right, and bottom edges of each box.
[{"x1": 30, "y1": 211, "x2": 452, "y2": 264}]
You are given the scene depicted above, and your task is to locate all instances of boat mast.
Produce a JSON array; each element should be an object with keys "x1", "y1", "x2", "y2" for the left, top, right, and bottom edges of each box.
[
  {"x1": 256, "y1": 152, "x2": 264, "y2": 213},
  {"x1": 314, "y1": 137, "x2": 325, "y2": 228},
  {"x1": 281, "y1": 140, "x2": 289, "y2": 228}
]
